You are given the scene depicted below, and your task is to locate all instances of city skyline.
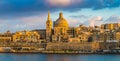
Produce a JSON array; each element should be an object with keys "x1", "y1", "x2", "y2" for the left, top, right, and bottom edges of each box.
[
  {"x1": 1, "y1": 0, "x2": 120, "y2": 61},
  {"x1": 0, "y1": 0, "x2": 120, "y2": 33}
]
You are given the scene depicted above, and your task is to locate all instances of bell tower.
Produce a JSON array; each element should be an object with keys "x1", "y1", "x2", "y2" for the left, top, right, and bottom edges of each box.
[{"x1": 46, "y1": 11, "x2": 52, "y2": 42}]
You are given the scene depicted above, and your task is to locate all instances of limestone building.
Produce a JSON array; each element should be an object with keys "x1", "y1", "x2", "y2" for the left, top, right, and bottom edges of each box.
[
  {"x1": 0, "y1": 30, "x2": 12, "y2": 42},
  {"x1": 115, "y1": 32, "x2": 120, "y2": 42},
  {"x1": 101, "y1": 23, "x2": 120, "y2": 30},
  {"x1": 12, "y1": 30, "x2": 40, "y2": 42}
]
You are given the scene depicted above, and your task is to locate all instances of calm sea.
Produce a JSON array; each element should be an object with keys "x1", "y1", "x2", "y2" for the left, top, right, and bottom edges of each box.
[{"x1": 0, "y1": 53, "x2": 120, "y2": 61}]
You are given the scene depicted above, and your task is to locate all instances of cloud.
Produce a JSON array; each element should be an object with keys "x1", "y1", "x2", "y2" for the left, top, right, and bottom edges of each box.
[
  {"x1": 46, "y1": 0, "x2": 82, "y2": 7},
  {"x1": 0, "y1": 0, "x2": 120, "y2": 18},
  {"x1": 70, "y1": 15, "x2": 89, "y2": 18},
  {"x1": 67, "y1": 16, "x2": 103, "y2": 27},
  {"x1": 19, "y1": 15, "x2": 46, "y2": 29},
  {"x1": 0, "y1": 19, "x2": 21, "y2": 32},
  {"x1": 84, "y1": 16, "x2": 103, "y2": 26},
  {"x1": 104, "y1": 15, "x2": 120, "y2": 23},
  {"x1": 68, "y1": 19, "x2": 82, "y2": 27},
  {"x1": 0, "y1": 14, "x2": 47, "y2": 32}
]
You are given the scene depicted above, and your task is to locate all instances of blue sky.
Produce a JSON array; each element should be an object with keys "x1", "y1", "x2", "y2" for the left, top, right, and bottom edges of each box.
[{"x1": 0, "y1": 0, "x2": 120, "y2": 33}]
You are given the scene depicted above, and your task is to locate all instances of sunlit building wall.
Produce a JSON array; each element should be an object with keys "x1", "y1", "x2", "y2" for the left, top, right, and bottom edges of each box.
[{"x1": 12, "y1": 31, "x2": 40, "y2": 42}]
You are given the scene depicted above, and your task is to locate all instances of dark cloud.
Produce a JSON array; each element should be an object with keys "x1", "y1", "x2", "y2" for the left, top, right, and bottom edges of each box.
[
  {"x1": 0, "y1": 0, "x2": 120, "y2": 18},
  {"x1": 0, "y1": 0, "x2": 49, "y2": 18}
]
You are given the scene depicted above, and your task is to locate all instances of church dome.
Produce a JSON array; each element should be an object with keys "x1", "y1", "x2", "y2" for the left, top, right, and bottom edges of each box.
[{"x1": 54, "y1": 12, "x2": 69, "y2": 27}]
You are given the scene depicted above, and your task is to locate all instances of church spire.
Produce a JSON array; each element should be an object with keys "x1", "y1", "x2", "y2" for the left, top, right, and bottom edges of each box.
[
  {"x1": 47, "y1": 11, "x2": 50, "y2": 20},
  {"x1": 46, "y1": 11, "x2": 52, "y2": 42}
]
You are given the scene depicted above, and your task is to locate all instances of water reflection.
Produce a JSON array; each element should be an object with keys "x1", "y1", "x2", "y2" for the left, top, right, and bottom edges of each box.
[
  {"x1": 0, "y1": 53, "x2": 120, "y2": 61},
  {"x1": 47, "y1": 54, "x2": 72, "y2": 61},
  {"x1": 46, "y1": 54, "x2": 120, "y2": 61}
]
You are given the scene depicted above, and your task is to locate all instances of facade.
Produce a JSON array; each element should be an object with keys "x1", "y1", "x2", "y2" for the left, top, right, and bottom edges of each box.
[
  {"x1": 12, "y1": 30, "x2": 40, "y2": 42},
  {"x1": 32, "y1": 29, "x2": 46, "y2": 39},
  {"x1": 116, "y1": 32, "x2": 120, "y2": 42},
  {"x1": 0, "y1": 31, "x2": 12, "y2": 42},
  {"x1": 101, "y1": 23, "x2": 120, "y2": 30}
]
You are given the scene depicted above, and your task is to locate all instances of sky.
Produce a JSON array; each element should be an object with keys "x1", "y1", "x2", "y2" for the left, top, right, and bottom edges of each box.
[{"x1": 0, "y1": 0, "x2": 120, "y2": 33}]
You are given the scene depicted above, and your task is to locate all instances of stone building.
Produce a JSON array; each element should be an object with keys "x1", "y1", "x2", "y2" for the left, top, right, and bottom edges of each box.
[
  {"x1": 101, "y1": 23, "x2": 120, "y2": 30},
  {"x1": 0, "y1": 30, "x2": 12, "y2": 42},
  {"x1": 115, "y1": 32, "x2": 120, "y2": 42},
  {"x1": 12, "y1": 30, "x2": 40, "y2": 42},
  {"x1": 32, "y1": 29, "x2": 46, "y2": 39}
]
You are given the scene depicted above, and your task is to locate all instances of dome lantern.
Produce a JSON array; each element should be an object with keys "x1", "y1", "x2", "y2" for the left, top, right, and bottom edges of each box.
[{"x1": 59, "y1": 11, "x2": 63, "y2": 18}]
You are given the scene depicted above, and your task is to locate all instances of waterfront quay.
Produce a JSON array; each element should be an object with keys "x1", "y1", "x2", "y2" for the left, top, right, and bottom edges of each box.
[
  {"x1": 0, "y1": 42, "x2": 45, "y2": 53},
  {"x1": 0, "y1": 41, "x2": 120, "y2": 54}
]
